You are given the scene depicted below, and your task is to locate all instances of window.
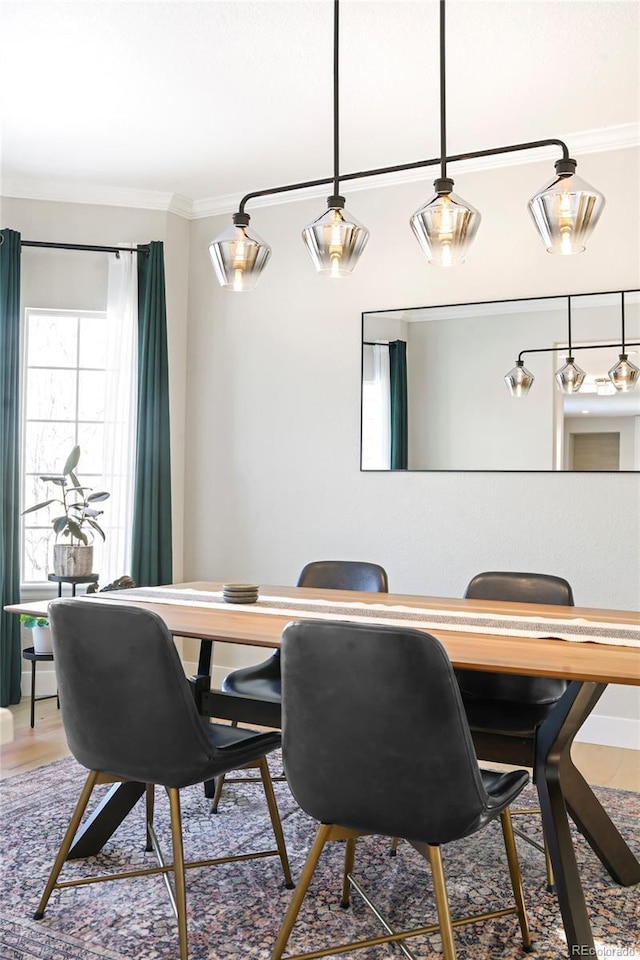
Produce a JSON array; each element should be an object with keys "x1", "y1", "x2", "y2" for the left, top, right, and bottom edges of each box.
[
  {"x1": 22, "y1": 308, "x2": 109, "y2": 583},
  {"x1": 361, "y1": 343, "x2": 391, "y2": 470}
]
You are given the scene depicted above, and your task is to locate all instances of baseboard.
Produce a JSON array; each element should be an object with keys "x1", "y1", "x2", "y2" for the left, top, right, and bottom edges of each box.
[
  {"x1": 21, "y1": 666, "x2": 57, "y2": 698},
  {"x1": 575, "y1": 714, "x2": 640, "y2": 751}
]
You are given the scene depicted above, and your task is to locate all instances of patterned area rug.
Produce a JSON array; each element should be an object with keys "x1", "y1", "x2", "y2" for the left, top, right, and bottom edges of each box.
[{"x1": 0, "y1": 755, "x2": 638, "y2": 960}]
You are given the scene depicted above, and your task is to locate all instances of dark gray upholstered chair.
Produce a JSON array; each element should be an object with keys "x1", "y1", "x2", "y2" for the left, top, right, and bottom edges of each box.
[
  {"x1": 271, "y1": 620, "x2": 531, "y2": 960},
  {"x1": 208, "y1": 560, "x2": 389, "y2": 811},
  {"x1": 457, "y1": 571, "x2": 574, "y2": 889},
  {"x1": 35, "y1": 599, "x2": 292, "y2": 960}
]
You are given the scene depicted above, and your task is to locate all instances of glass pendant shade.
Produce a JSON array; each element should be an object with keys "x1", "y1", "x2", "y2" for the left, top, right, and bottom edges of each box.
[
  {"x1": 555, "y1": 357, "x2": 586, "y2": 394},
  {"x1": 504, "y1": 360, "x2": 534, "y2": 397},
  {"x1": 208, "y1": 214, "x2": 271, "y2": 292},
  {"x1": 528, "y1": 159, "x2": 605, "y2": 256},
  {"x1": 608, "y1": 354, "x2": 640, "y2": 392},
  {"x1": 302, "y1": 196, "x2": 369, "y2": 278},
  {"x1": 410, "y1": 178, "x2": 481, "y2": 266}
]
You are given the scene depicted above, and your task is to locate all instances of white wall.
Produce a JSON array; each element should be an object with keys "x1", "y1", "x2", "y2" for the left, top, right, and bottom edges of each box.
[{"x1": 185, "y1": 147, "x2": 640, "y2": 743}]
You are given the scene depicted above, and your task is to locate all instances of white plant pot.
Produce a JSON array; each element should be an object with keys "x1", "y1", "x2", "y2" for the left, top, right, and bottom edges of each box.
[
  {"x1": 53, "y1": 543, "x2": 94, "y2": 577},
  {"x1": 32, "y1": 625, "x2": 53, "y2": 655}
]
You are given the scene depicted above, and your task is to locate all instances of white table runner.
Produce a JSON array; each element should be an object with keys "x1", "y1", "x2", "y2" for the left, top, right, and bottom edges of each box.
[{"x1": 105, "y1": 587, "x2": 640, "y2": 648}]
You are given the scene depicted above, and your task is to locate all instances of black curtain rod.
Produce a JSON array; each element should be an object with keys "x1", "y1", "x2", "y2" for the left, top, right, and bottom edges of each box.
[
  {"x1": 19, "y1": 240, "x2": 150, "y2": 255},
  {"x1": 363, "y1": 340, "x2": 406, "y2": 346}
]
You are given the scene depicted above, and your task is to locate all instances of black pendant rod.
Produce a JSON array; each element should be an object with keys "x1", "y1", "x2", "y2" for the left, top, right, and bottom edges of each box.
[
  {"x1": 237, "y1": 137, "x2": 569, "y2": 215},
  {"x1": 440, "y1": 0, "x2": 447, "y2": 180},
  {"x1": 333, "y1": 0, "x2": 340, "y2": 199},
  {"x1": 621, "y1": 292, "x2": 626, "y2": 353},
  {"x1": 567, "y1": 296, "x2": 573, "y2": 355},
  {"x1": 518, "y1": 342, "x2": 640, "y2": 364},
  {"x1": 20, "y1": 240, "x2": 149, "y2": 255}
]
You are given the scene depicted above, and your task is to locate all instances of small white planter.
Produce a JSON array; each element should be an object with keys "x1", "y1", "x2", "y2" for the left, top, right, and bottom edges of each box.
[
  {"x1": 53, "y1": 544, "x2": 94, "y2": 577},
  {"x1": 32, "y1": 625, "x2": 53, "y2": 655}
]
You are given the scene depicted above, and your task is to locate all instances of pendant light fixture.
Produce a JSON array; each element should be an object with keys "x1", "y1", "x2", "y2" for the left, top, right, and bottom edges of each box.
[
  {"x1": 504, "y1": 360, "x2": 535, "y2": 398},
  {"x1": 208, "y1": 212, "x2": 271, "y2": 292},
  {"x1": 608, "y1": 293, "x2": 640, "y2": 392},
  {"x1": 554, "y1": 298, "x2": 586, "y2": 394},
  {"x1": 209, "y1": 1, "x2": 605, "y2": 291},
  {"x1": 410, "y1": 1, "x2": 480, "y2": 266},
  {"x1": 528, "y1": 159, "x2": 605, "y2": 255},
  {"x1": 505, "y1": 293, "x2": 640, "y2": 397},
  {"x1": 301, "y1": 1, "x2": 369, "y2": 277}
]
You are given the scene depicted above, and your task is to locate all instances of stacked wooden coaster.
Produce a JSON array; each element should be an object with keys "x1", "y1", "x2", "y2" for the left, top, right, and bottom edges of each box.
[{"x1": 222, "y1": 583, "x2": 259, "y2": 604}]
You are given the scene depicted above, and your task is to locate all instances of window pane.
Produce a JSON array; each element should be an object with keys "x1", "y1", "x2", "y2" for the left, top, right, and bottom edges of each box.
[
  {"x1": 24, "y1": 422, "x2": 76, "y2": 475},
  {"x1": 23, "y1": 475, "x2": 65, "y2": 525},
  {"x1": 78, "y1": 371, "x2": 106, "y2": 421},
  {"x1": 26, "y1": 369, "x2": 77, "y2": 420},
  {"x1": 23, "y1": 528, "x2": 56, "y2": 582},
  {"x1": 79, "y1": 315, "x2": 108, "y2": 368},
  {"x1": 77, "y1": 423, "x2": 104, "y2": 474},
  {"x1": 27, "y1": 314, "x2": 77, "y2": 367}
]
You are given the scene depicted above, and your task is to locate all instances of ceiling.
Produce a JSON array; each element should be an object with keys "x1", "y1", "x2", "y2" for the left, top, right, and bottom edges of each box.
[{"x1": 1, "y1": 1, "x2": 638, "y2": 215}]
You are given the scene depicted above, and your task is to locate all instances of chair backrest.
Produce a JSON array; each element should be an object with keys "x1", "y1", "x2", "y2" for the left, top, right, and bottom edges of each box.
[
  {"x1": 457, "y1": 571, "x2": 574, "y2": 704},
  {"x1": 48, "y1": 598, "x2": 220, "y2": 788},
  {"x1": 281, "y1": 620, "x2": 489, "y2": 846},
  {"x1": 297, "y1": 560, "x2": 388, "y2": 593}
]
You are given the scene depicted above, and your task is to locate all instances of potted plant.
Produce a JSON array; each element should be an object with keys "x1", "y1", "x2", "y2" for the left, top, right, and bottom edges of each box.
[
  {"x1": 22, "y1": 445, "x2": 110, "y2": 577},
  {"x1": 20, "y1": 615, "x2": 53, "y2": 654}
]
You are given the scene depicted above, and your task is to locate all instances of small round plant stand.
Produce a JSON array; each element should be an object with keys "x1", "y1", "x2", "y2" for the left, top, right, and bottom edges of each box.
[
  {"x1": 48, "y1": 574, "x2": 98, "y2": 597},
  {"x1": 22, "y1": 648, "x2": 59, "y2": 729}
]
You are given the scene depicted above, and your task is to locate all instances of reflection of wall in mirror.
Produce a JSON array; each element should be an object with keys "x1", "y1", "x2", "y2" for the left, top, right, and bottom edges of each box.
[{"x1": 361, "y1": 291, "x2": 640, "y2": 472}]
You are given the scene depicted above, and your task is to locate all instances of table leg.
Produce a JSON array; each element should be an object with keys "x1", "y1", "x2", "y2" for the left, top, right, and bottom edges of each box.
[
  {"x1": 535, "y1": 681, "x2": 607, "y2": 957},
  {"x1": 563, "y1": 759, "x2": 640, "y2": 886},
  {"x1": 66, "y1": 781, "x2": 146, "y2": 860}
]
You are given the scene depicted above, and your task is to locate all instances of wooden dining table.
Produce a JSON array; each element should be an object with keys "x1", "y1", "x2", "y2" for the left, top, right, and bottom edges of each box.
[{"x1": 7, "y1": 581, "x2": 640, "y2": 958}]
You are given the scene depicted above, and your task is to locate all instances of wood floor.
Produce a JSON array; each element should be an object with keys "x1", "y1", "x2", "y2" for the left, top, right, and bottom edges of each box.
[{"x1": 1, "y1": 697, "x2": 639, "y2": 791}]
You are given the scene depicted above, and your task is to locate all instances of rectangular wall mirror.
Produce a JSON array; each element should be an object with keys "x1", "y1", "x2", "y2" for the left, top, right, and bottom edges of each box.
[{"x1": 361, "y1": 290, "x2": 640, "y2": 472}]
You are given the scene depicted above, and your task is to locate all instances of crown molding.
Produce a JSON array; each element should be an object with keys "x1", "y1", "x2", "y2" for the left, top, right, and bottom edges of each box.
[
  {"x1": 2, "y1": 179, "x2": 195, "y2": 218},
  {"x1": 3, "y1": 123, "x2": 637, "y2": 221}
]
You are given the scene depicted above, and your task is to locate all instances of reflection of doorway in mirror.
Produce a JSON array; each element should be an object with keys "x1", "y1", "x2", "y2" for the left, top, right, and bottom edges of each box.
[{"x1": 570, "y1": 433, "x2": 620, "y2": 471}]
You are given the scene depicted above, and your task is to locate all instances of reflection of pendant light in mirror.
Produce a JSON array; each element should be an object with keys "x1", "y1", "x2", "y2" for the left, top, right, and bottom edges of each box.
[
  {"x1": 528, "y1": 158, "x2": 605, "y2": 255},
  {"x1": 555, "y1": 296, "x2": 585, "y2": 393},
  {"x1": 302, "y1": 1, "x2": 369, "y2": 277},
  {"x1": 504, "y1": 359, "x2": 535, "y2": 397},
  {"x1": 410, "y1": 2, "x2": 480, "y2": 265},
  {"x1": 608, "y1": 292, "x2": 640, "y2": 391},
  {"x1": 208, "y1": 212, "x2": 271, "y2": 292}
]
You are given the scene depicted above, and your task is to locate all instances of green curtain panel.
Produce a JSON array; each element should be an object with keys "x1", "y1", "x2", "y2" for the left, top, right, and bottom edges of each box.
[
  {"x1": 389, "y1": 339, "x2": 408, "y2": 470},
  {"x1": 0, "y1": 229, "x2": 23, "y2": 705},
  {"x1": 131, "y1": 241, "x2": 173, "y2": 587}
]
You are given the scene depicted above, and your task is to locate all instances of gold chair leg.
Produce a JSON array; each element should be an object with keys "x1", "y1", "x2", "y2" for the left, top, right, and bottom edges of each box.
[
  {"x1": 271, "y1": 823, "x2": 332, "y2": 960},
  {"x1": 145, "y1": 783, "x2": 155, "y2": 852},
  {"x1": 258, "y1": 756, "x2": 294, "y2": 888},
  {"x1": 389, "y1": 836, "x2": 400, "y2": 856},
  {"x1": 168, "y1": 788, "x2": 189, "y2": 960},
  {"x1": 34, "y1": 770, "x2": 99, "y2": 919},
  {"x1": 341, "y1": 837, "x2": 357, "y2": 907},
  {"x1": 500, "y1": 810, "x2": 532, "y2": 951},
  {"x1": 426, "y1": 845, "x2": 457, "y2": 960},
  {"x1": 210, "y1": 773, "x2": 226, "y2": 813},
  {"x1": 543, "y1": 831, "x2": 555, "y2": 891}
]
